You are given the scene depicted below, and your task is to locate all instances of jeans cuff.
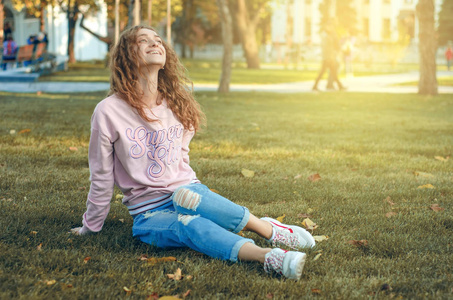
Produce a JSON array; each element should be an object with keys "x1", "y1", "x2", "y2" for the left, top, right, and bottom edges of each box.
[
  {"x1": 229, "y1": 238, "x2": 255, "y2": 262},
  {"x1": 232, "y1": 207, "x2": 250, "y2": 234}
]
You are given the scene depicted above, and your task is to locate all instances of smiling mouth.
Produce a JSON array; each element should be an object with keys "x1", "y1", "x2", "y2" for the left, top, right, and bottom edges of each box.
[{"x1": 148, "y1": 50, "x2": 161, "y2": 55}]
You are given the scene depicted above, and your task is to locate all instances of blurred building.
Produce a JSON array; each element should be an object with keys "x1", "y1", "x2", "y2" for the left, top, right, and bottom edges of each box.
[
  {"x1": 271, "y1": 0, "x2": 444, "y2": 45},
  {"x1": 3, "y1": 0, "x2": 108, "y2": 61}
]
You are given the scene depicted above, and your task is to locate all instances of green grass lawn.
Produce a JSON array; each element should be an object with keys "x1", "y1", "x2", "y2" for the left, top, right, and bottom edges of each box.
[
  {"x1": 39, "y1": 60, "x2": 423, "y2": 85},
  {"x1": 1, "y1": 91, "x2": 452, "y2": 299},
  {"x1": 395, "y1": 76, "x2": 453, "y2": 87}
]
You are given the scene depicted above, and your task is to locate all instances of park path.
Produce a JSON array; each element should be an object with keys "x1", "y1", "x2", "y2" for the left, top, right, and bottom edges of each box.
[{"x1": 0, "y1": 71, "x2": 452, "y2": 94}]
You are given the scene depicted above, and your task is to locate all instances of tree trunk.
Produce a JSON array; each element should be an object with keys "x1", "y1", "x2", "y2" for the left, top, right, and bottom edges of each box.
[
  {"x1": 67, "y1": 0, "x2": 79, "y2": 63},
  {"x1": 416, "y1": 0, "x2": 438, "y2": 95},
  {"x1": 80, "y1": 14, "x2": 113, "y2": 50},
  {"x1": 40, "y1": 2, "x2": 45, "y2": 32},
  {"x1": 133, "y1": 0, "x2": 141, "y2": 26},
  {"x1": 284, "y1": 0, "x2": 293, "y2": 67},
  {"x1": 127, "y1": 0, "x2": 134, "y2": 28},
  {"x1": 217, "y1": 0, "x2": 233, "y2": 93},
  {"x1": 147, "y1": 0, "x2": 152, "y2": 26},
  {"x1": 236, "y1": 0, "x2": 260, "y2": 69}
]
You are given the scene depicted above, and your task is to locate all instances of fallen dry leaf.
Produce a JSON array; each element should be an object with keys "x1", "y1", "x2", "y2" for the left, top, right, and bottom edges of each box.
[
  {"x1": 308, "y1": 173, "x2": 321, "y2": 182},
  {"x1": 313, "y1": 235, "x2": 329, "y2": 242},
  {"x1": 210, "y1": 189, "x2": 220, "y2": 194},
  {"x1": 146, "y1": 256, "x2": 177, "y2": 265},
  {"x1": 434, "y1": 156, "x2": 449, "y2": 162},
  {"x1": 347, "y1": 240, "x2": 368, "y2": 247},
  {"x1": 167, "y1": 268, "x2": 183, "y2": 280},
  {"x1": 276, "y1": 214, "x2": 286, "y2": 223},
  {"x1": 312, "y1": 253, "x2": 322, "y2": 261},
  {"x1": 19, "y1": 129, "x2": 31, "y2": 134},
  {"x1": 30, "y1": 231, "x2": 38, "y2": 235},
  {"x1": 138, "y1": 254, "x2": 148, "y2": 261},
  {"x1": 9, "y1": 129, "x2": 16, "y2": 135},
  {"x1": 241, "y1": 168, "x2": 255, "y2": 178},
  {"x1": 83, "y1": 257, "x2": 91, "y2": 264},
  {"x1": 302, "y1": 218, "x2": 318, "y2": 230},
  {"x1": 385, "y1": 212, "x2": 397, "y2": 218},
  {"x1": 383, "y1": 196, "x2": 395, "y2": 206},
  {"x1": 69, "y1": 147, "x2": 78, "y2": 151},
  {"x1": 146, "y1": 292, "x2": 159, "y2": 300},
  {"x1": 46, "y1": 280, "x2": 56, "y2": 286},
  {"x1": 430, "y1": 204, "x2": 445, "y2": 212},
  {"x1": 123, "y1": 286, "x2": 132, "y2": 295},
  {"x1": 37, "y1": 243, "x2": 43, "y2": 251},
  {"x1": 182, "y1": 289, "x2": 191, "y2": 298},
  {"x1": 266, "y1": 293, "x2": 274, "y2": 299},
  {"x1": 311, "y1": 289, "x2": 322, "y2": 294},
  {"x1": 294, "y1": 174, "x2": 302, "y2": 180},
  {"x1": 417, "y1": 184, "x2": 435, "y2": 189}
]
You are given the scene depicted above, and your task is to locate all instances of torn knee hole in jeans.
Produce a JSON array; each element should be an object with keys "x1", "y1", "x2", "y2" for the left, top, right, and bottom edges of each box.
[
  {"x1": 174, "y1": 188, "x2": 201, "y2": 211},
  {"x1": 178, "y1": 214, "x2": 199, "y2": 225}
]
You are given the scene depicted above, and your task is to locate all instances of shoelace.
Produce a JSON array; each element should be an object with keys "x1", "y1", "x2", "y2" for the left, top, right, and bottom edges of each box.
[
  {"x1": 272, "y1": 231, "x2": 299, "y2": 249},
  {"x1": 264, "y1": 250, "x2": 285, "y2": 275}
]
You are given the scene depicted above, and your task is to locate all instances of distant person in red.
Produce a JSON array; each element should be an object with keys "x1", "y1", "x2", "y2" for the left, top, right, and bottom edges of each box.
[
  {"x1": 2, "y1": 34, "x2": 18, "y2": 70},
  {"x1": 446, "y1": 45, "x2": 453, "y2": 71}
]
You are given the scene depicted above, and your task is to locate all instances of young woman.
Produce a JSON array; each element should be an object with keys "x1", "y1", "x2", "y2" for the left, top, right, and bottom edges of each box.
[{"x1": 71, "y1": 25, "x2": 315, "y2": 280}]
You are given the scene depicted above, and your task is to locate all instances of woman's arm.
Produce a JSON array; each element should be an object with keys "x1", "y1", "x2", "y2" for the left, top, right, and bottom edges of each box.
[{"x1": 73, "y1": 126, "x2": 115, "y2": 235}]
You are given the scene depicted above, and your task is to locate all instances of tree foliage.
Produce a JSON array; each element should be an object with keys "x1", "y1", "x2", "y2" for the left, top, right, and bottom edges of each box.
[
  {"x1": 437, "y1": 0, "x2": 453, "y2": 46},
  {"x1": 319, "y1": 0, "x2": 358, "y2": 36}
]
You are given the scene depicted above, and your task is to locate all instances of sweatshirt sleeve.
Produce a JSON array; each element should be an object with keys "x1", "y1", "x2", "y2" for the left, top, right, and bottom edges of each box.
[
  {"x1": 181, "y1": 129, "x2": 195, "y2": 165},
  {"x1": 81, "y1": 126, "x2": 115, "y2": 233}
]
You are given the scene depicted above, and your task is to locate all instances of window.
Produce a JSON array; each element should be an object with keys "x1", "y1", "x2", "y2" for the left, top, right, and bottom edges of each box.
[
  {"x1": 363, "y1": 18, "x2": 369, "y2": 38},
  {"x1": 382, "y1": 19, "x2": 391, "y2": 40},
  {"x1": 305, "y1": 18, "x2": 312, "y2": 37}
]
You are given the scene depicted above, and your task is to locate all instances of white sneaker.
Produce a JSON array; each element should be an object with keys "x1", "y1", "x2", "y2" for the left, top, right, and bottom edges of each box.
[
  {"x1": 261, "y1": 217, "x2": 316, "y2": 249},
  {"x1": 264, "y1": 248, "x2": 306, "y2": 280}
]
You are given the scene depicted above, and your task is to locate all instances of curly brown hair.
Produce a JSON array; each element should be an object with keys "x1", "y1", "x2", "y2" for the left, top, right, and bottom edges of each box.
[{"x1": 108, "y1": 25, "x2": 205, "y2": 132}]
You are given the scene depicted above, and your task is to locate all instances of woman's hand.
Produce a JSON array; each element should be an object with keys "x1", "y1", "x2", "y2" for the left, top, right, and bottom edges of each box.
[{"x1": 70, "y1": 227, "x2": 83, "y2": 235}]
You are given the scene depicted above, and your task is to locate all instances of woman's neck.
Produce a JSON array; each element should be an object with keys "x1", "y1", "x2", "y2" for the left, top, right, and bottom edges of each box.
[{"x1": 139, "y1": 69, "x2": 160, "y2": 109}]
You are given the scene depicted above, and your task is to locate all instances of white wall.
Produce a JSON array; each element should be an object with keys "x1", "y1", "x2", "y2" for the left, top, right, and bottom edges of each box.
[{"x1": 5, "y1": 0, "x2": 108, "y2": 61}]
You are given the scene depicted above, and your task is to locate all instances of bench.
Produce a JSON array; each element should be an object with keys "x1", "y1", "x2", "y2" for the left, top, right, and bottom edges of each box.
[{"x1": 1, "y1": 43, "x2": 49, "y2": 70}]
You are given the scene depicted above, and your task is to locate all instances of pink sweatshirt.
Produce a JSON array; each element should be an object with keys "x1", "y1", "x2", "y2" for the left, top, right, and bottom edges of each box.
[{"x1": 81, "y1": 94, "x2": 198, "y2": 233}]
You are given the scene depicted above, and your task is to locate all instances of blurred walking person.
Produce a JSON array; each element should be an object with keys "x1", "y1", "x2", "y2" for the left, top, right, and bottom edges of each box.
[
  {"x1": 446, "y1": 45, "x2": 453, "y2": 71},
  {"x1": 312, "y1": 24, "x2": 346, "y2": 91}
]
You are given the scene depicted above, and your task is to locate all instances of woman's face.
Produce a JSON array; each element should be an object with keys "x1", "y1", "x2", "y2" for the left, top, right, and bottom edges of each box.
[{"x1": 135, "y1": 28, "x2": 166, "y2": 69}]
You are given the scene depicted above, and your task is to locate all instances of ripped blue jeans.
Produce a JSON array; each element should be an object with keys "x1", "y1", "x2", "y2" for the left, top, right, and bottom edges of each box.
[{"x1": 132, "y1": 183, "x2": 254, "y2": 262}]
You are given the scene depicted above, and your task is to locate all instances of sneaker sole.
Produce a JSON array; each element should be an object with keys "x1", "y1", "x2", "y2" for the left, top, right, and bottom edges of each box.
[
  {"x1": 288, "y1": 252, "x2": 306, "y2": 280},
  {"x1": 262, "y1": 217, "x2": 316, "y2": 248}
]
